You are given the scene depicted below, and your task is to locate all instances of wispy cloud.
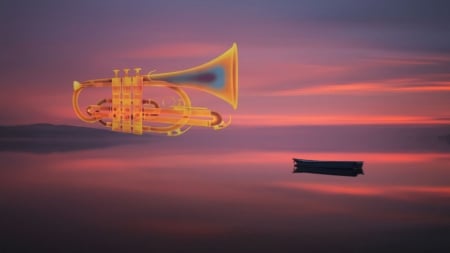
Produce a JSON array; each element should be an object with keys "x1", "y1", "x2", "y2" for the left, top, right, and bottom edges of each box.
[
  {"x1": 266, "y1": 78, "x2": 450, "y2": 96},
  {"x1": 232, "y1": 114, "x2": 450, "y2": 126},
  {"x1": 363, "y1": 54, "x2": 450, "y2": 66}
]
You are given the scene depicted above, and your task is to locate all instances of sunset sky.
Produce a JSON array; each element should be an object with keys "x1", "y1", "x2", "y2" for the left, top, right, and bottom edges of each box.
[
  {"x1": 1, "y1": 2, "x2": 450, "y2": 252},
  {"x1": 1, "y1": 0, "x2": 449, "y2": 126}
]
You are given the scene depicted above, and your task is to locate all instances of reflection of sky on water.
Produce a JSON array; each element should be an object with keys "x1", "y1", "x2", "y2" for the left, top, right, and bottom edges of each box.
[{"x1": 1, "y1": 131, "x2": 449, "y2": 252}]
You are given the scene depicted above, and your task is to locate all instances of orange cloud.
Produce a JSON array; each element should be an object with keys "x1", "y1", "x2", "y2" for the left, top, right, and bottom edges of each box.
[
  {"x1": 270, "y1": 79, "x2": 450, "y2": 96},
  {"x1": 232, "y1": 114, "x2": 450, "y2": 126}
]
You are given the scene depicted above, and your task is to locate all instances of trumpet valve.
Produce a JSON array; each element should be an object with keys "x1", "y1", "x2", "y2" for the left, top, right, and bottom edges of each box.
[{"x1": 134, "y1": 68, "x2": 142, "y2": 75}]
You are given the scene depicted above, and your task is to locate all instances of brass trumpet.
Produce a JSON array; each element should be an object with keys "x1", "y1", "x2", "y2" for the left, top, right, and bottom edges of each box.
[{"x1": 72, "y1": 43, "x2": 238, "y2": 136}]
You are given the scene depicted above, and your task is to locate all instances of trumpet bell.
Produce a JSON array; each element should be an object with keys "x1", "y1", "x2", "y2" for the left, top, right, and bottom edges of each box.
[{"x1": 151, "y1": 43, "x2": 238, "y2": 109}]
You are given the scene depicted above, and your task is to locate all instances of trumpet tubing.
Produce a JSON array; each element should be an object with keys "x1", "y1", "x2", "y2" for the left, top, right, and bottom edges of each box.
[{"x1": 72, "y1": 43, "x2": 238, "y2": 136}]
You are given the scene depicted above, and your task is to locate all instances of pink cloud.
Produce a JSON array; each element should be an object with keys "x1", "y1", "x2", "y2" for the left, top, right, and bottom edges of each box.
[
  {"x1": 363, "y1": 54, "x2": 450, "y2": 66},
  {"x1": 268, "y1": 79, "x2": 450, "y2": 96},
  {"x1": 240, "y1": 61, "x2": 351, "y2": 90},
  {"x1": 232, "y1": 114, "x2": 450, "y2": 126},
  {"x1": 125, "y1": 43, "x2": 228, "y2": 59}
]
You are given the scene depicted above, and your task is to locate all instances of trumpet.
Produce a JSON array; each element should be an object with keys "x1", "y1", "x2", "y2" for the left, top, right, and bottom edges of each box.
[{"x1": 72, "y1": 43, "x2": 238, "y2": 136}]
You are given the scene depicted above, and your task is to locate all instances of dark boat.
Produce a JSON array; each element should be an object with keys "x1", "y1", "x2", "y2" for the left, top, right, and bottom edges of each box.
[{"x1": 293, "y1": 158, "x2": 364, "y2": 177}]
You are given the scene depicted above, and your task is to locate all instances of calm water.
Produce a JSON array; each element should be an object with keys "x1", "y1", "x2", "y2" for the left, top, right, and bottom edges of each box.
[{"x1": 1, "y1": 126, "x2": 450, "y2": 252}]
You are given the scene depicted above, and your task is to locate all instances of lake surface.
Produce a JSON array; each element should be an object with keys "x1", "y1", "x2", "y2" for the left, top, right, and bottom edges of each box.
[{"x1": 1, "y1": 125, "x2": 449, "y2": 252}]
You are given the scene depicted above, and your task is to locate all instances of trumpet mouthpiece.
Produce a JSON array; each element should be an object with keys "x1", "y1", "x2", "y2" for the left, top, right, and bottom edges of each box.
[{"x1": 73, "y1": 81, "x2": 81, "y2": 91}]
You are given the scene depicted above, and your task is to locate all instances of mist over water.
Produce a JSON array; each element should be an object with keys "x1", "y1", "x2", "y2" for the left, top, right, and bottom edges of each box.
[{"x1": 1, "y1": 125, "x2": 449, "y2": 252}]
